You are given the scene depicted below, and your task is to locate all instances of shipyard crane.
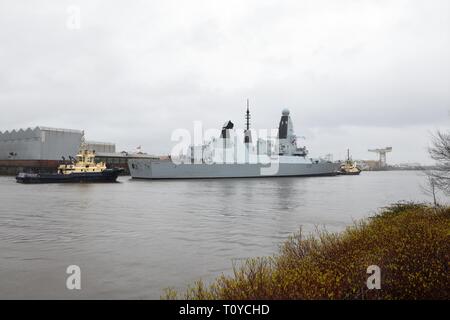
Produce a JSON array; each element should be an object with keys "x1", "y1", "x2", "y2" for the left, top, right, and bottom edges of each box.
[{"x1": 368, "y1": 147, "x2": 392, "y2": 167}]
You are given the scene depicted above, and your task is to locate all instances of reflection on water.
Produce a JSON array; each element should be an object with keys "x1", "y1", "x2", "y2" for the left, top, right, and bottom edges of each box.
[{"x1": 0, "y1": 171, "x2": 432, "y2": 298}]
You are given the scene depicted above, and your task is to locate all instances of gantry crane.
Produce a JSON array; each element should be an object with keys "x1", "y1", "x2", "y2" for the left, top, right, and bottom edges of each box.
[{"x1": 368, "y1": 147, "x2": 392, "y2": 167}]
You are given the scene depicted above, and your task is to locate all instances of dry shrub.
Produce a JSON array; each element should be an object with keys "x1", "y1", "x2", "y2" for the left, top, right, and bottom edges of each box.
[{"x1": 164, "y1": 203, "x2": 450, "y2": 300}]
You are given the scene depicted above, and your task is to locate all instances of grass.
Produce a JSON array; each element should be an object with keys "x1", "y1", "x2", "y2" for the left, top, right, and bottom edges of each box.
[{"x1": 163, "y1": 203, "x2": 450, "y2": 300}]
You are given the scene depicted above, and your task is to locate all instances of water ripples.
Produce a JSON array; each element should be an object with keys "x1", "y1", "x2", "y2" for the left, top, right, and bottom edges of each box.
[{"x1": 0, "y1": 171, "x2": 429, "y2": 298}]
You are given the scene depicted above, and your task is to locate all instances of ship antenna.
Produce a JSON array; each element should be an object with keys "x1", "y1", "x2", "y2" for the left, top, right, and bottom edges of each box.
[
  {"x1": 80, "y1": 130, "x2": 87, "y2": 150},
  {"x1": 246, "y1": 98, "x2": 250, "y2": 131},
  {"x1": 244, "y1": 99, "x2": 252, "y2": 144}
]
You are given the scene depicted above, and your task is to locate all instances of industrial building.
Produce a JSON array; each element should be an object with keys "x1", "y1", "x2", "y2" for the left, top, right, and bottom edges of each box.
[
  {"x1": 85, "y1": 141, "x2": 116, "y2": 154},
  {"x1": 0, "y1": 127, "x2": 83, "y2": 160},
  {"x1": 0, "y1": 126, "x2": 155, "y2": 175}
]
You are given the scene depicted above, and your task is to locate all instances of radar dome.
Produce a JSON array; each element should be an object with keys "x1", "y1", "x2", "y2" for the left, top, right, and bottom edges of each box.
[{"x1": 282, "y1": 108, "x2": 290, "y2": 116}]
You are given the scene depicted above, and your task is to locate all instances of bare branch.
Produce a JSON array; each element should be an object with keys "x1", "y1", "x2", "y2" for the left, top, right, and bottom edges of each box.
[{"x1": 426, "y1": 130, "x2": 450, "y2": 196}]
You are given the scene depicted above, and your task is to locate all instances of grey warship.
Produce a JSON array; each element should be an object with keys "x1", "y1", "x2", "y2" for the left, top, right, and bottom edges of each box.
[{"x1": 128, "y1": 106, "x2": 339, "y2": 179}]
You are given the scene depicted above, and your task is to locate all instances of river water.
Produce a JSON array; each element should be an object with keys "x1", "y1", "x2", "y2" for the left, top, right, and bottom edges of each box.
[{"x1": 0, "y1": 171, "x2": 436, "y2": 299}]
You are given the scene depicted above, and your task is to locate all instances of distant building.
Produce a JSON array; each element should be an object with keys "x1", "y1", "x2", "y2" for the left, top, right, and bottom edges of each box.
[
  {"x1": 394, "y1": 163, "x2": 422, "y2": 168},
  {"x1": 85, "y1": 141, "x2": 116, "y2": 154},
  {"x1": 0, "y1": 127, "x2": 83, "y2": 160},
  {"x1": 355, "y1": 160, "x2": 381, "y2": 171}
]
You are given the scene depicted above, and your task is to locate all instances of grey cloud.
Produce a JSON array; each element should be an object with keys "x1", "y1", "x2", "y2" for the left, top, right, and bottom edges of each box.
[{"x1": 0, "y1": 0, "x2": 448, "y2": 163}]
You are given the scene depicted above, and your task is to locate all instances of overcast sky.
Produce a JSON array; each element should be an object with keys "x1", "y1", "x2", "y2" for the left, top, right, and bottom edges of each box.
[{"x1": 0, "y1": 0, "x2": 449, "y2": 164}]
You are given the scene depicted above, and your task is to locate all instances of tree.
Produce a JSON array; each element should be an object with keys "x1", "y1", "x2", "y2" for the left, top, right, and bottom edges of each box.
[
  {"x1": 426, "y1": 130, "x2": 450, "y2": 196},
  {"x1": 421, "y1": 175, "x2": 438, "y2": 207}
]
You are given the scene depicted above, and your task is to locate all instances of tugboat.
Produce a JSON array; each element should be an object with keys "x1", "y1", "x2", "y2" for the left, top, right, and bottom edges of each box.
[
  {"x1": 339, "y1": 149, "x2": 361, "y2": 175},
  {"x1": 16, "y1": 144, "x2": 123, "y2": 184}
]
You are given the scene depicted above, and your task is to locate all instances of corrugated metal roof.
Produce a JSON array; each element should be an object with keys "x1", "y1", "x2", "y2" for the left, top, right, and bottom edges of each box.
[
  {"x1": 0, "y1": 126, "x2": 83, "y2": 135},
  {"x1": 36, "y1": 126, "x2": 83, "y2": 134}
]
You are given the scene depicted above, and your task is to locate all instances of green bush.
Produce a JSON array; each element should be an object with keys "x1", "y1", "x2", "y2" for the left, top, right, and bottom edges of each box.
[{"x1": 163, "y1": 203, "x2": 450, "y2": 300}]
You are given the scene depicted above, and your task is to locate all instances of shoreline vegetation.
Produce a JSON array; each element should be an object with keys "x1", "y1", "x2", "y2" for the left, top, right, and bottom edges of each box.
[{"x1": 163, "y1": 203, "x2": 449, "y2": 300}]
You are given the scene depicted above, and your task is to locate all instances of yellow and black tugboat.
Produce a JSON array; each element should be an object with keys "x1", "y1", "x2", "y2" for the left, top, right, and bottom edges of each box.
[
  {"x1": 16, "y1": 144, "x2": 123, "y2": 184},
  {"x1": 339, "y1": 149, "x2": 361, "y2": 176}
]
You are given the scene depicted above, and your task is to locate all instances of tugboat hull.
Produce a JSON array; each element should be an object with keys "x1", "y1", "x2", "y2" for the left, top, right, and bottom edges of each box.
[
  {"x1": 16, "y1": 169, "x2": 123, "y2": 184},
  {"x1": 339, "y1": 170, "x2": 361, "y2": 176}
]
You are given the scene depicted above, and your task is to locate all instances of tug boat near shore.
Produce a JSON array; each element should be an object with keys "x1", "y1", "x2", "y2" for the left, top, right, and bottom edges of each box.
[
  {"x1": 16, "y1": 149, "x2": 123, "y2": 184},
  {"x1": 339, "y1": 149, "x2": 361, "y2": 176}
]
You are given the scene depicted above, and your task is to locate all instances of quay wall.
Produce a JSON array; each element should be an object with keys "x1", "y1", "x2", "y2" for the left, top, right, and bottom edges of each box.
[{"x1": 0, "y1": 160, "x2": 60, "y2": 175}]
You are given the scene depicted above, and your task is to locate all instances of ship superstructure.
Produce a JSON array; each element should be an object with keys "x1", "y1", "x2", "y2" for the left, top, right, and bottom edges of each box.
[
  {"x1": 128, "y1": 104, "x2": 339, "y2": 179},
  {"x1": 57, "y1": 149, "x2": 107, "y2": 174}
]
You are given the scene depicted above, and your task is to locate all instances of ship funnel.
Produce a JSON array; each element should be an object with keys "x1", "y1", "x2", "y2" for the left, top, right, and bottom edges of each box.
[{"x1": 221, "y1": 120, "x2": 234, "y2": 139}]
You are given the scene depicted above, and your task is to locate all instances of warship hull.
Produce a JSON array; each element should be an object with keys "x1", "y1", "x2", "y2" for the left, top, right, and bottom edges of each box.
[
  {"x1": 128, "y1": 159, "x2": 340, "y2": 179},
  {"x1": 16, "y1": 168, "x2": 123, "y2": 184}
]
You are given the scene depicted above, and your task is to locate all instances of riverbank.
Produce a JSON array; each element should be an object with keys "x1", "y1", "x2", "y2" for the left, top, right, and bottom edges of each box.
[{"x1": 164, "y1": 203, "x2": 450, "y2": 300}]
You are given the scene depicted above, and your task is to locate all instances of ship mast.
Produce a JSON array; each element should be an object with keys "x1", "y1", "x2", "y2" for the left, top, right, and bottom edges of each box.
[
  {"x1": 80, "y1": 131, "x2": 87, "y2": 151},
  {"x1": 246, "y1": 99, "x2": 250, "y2": 131},
  {"x1": 244, "y1": 99, "x2": 252, "y2": 144}
]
